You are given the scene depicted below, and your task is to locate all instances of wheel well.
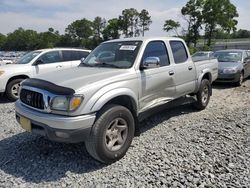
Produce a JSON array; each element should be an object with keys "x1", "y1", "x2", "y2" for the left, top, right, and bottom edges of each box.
[
  {"x1": 105, "y1": 95, "x2": 137, "y2": 116},
  {"x1": 6, "y1": 75, "x2": 29, "y2": 87},
  {"x1": 104, "y1": 95, "x2": 139, "y2": 134},
  {"x1": 202, "y1": 73, "x2": 212, "y2": 83}
]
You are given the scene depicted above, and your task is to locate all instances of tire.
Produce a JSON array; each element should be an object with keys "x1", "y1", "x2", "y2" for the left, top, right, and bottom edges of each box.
[
  {"x1": 235, "y1": 72, "x2": 244, "y2": 87},
  {"x1": 6, "y1": 79, "x2": 23, "y2": 101},
  {"x1": 85, "y1": 105, "x2": 135, "y2": 164},
  {"x1": 193, "y1": 79, "x2": 211, "y2": 110}
]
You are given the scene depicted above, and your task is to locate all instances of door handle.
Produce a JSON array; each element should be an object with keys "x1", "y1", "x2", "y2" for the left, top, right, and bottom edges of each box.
[
  {"x1": 169, "y1": 70, "x2": 175, "y2": 76},
  {"x1": 188, "y1": 66, "x2": 193, "y2": 70}
]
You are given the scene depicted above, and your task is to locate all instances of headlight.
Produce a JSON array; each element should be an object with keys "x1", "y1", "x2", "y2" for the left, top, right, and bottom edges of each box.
[
  {"x1": 223, "y1": 68, "x2": 237, "y2": 74},
  {"x1": 51, "y1": 95, "x2": 83, "y2": 111},
  {"x1": 0, "y1": 70, "x2": 4, "y2": 76}
]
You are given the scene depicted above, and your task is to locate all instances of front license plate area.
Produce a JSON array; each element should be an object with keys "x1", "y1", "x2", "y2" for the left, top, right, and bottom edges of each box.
[{"x1": 20, "y1": 116, "x2": 31, "y2": 132}]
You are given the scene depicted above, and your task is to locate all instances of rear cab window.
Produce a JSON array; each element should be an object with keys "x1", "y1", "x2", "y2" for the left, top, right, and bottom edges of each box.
[{"x1": 170, "y1": 41, "x2": 188, "y2": 64}]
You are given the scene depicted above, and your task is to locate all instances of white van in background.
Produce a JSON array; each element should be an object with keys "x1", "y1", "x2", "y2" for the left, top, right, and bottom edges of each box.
[{"x1": 0, "y1": 48, "x2": 91, "y2": 100}]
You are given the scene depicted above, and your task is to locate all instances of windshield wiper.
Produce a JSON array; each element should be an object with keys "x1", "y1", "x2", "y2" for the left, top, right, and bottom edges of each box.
[{"x1": 79, "y1": 62, "x2": 94, "y2": 67}]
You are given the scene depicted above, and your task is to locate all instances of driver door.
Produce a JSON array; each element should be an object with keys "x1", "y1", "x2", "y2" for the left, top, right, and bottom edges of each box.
[{"x1": 137, "y1": 41, "x2": 176, "y2": 113}]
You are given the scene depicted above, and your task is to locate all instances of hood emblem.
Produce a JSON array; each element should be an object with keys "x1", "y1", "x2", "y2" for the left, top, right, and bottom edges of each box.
[{"x1": 26, "y1": 94, "x2": 32, "y2": 103}]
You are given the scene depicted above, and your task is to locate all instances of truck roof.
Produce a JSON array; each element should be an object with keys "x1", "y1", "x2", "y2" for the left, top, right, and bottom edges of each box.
[
  {"x1": 103, "y1": 37, "x2": 184, "y2": 43},
  {"x1": 34, "y1": 48, "x2": 91, "y2": 53}
]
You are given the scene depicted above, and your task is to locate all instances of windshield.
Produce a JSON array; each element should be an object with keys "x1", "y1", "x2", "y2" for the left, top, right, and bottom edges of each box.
[
  {"x1": 214, "y1": 51, "x2": 242, "y2": 63},
  {"x1": 81, "y1": 41, "x2": 142, "y2": 68},
  {"x1": 16, "y1": 51, "x2": 41, "y2": 64}
]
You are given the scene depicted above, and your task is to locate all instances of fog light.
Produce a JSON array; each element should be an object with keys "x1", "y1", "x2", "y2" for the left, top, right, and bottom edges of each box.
[{"x1": 55, "y1": 131, "x2": 70, "y2": 138}]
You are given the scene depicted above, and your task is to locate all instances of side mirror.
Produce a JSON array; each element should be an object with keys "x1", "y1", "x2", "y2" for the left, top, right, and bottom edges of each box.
[
  {"x1": 34, "y1": 60, "x2": 44, "y2": 65},
  {"x1": 142, "y1": 57, "x2": 160, "y2": 69},
  {"x1": 81, "y1": 57, "x2": 85, "y2": 63},
  {"x1": 244, "y1": 57, "x2": 250, "y2": 63}
]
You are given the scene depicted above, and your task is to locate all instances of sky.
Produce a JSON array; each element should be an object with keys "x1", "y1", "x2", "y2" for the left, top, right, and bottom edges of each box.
[{"x1": 0, "y1": 0, "x2": 249, "y2": 36}]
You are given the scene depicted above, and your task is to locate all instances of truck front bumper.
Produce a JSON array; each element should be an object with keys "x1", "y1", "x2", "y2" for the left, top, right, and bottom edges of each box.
[{"x1": 15, "y1": 100, "x2": 96, "y2": 143}]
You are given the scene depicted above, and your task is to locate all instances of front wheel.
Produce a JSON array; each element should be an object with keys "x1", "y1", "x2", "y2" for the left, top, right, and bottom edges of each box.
[
  {"x1": 235, "y1": 72, "x2": 244, "y2": 86},
  {"x1": 6, "y1": 79, "x2": 24, "y2": 101},
  {"x1": 193, "y1": 79, "x2": 211, "y2": 110},
  {"x1": 85, "y1": 105, "x2": 135, "y2": 164}
]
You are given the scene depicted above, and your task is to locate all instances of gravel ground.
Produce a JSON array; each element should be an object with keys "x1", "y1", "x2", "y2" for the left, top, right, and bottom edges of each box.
[{"x1": 0, "y1": 80, "x2": 249, "y2": 188}]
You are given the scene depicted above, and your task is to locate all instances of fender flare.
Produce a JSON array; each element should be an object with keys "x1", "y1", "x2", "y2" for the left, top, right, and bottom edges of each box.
[{"x1": 87, "y1": 88, "x2": 138, "y2": 113}]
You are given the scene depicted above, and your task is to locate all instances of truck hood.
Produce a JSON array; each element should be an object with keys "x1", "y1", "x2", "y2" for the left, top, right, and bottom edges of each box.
[{"x1": 35, "y1": 67, "x2": 135, "y2": 92}]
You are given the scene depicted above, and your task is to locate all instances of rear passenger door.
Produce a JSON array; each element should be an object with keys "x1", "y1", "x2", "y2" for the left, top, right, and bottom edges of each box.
[
  {"x1": 138, "y1": 41, "x2": 176, "y2": 112},
  {"x1": 34, "y1": 50, "x2": 64, "y2": 75},
  {"x1": 169, "y1": 41, "x2": 196, "y2": 97}
]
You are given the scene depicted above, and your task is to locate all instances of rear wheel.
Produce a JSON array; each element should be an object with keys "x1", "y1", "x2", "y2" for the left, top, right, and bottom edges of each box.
[
  {"x1": 6, "y1": 79, "x2": 23, "y2": 101},
  {"x1": 193, "y1": 79, "x2": 211, "y2": 110},
  {"x1": 236, "y1": 72, "x2": 244, "y2": 86},
  {"x1": 85, "y1": 105, "x2": 135, "y2": 164}
]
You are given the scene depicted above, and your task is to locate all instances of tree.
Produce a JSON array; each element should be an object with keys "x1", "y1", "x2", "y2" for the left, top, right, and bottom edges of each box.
[
  {"x1": 38, "y1": 28, "x2": 60, "y2": 48},
  {"x1": 102, "y1": 18, "x2": 121, "y2": 40},
  {"x1": 65, "y1": 18, "x2": 93, "y2": 40},
  {"x1": 203, "y1": 0, "x2": 238, "y2": 46},
  {"x1": 138, "y1": 9, "x2": 152, "y2": 37},
  {"x1": 119, "y1": 8, "x2": 139, "y2": 37},
  {"x1": 93, "y1": 16, "x2": 106, "y2": 39},
  {"x1": 163, "y1": 19, "x2": 180, "y2": 36},
  {"x1": 181, "y1": 0, "x2": 203, "y2": 47},
  {"x1": 92, "y1": 17, "x2": 106, "y2": 47},
  {"x1": 4, "y1": 28, "x2": 40, "y2": 50},
  {"x1": 65, "y1": 18, "x2": 93, "y2": 48},
  {"x1": 0, "y1": 33, "x2": 6, "y2": 50}
]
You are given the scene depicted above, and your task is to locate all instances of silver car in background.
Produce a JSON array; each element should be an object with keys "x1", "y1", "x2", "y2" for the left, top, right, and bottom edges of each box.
[
  {"x1": 214, "y1": 50, "x2": 250, "y2": 86},
  {"x1": 192, "y1": 51, "x2": 214, "y2": 62}
]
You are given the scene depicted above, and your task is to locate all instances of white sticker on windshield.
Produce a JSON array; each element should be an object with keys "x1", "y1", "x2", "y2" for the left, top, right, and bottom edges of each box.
[{"x1": 120, "y1": 45, "x2": 137, "y2": 51}]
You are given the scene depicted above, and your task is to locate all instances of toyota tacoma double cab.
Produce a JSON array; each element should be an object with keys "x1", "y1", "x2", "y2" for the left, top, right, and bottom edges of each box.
[{"x1": 15, "y1": 37, "x2": 218, "y2": 164}]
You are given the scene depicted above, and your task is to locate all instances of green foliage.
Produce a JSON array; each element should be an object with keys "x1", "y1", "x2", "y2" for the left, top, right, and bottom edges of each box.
[
  {"x1": 0, "y1": 8, "x2": 153, "y2": 51},
  {"x1": 163, "y1": 19, "x2": 180, "y2": 36},
  {"x1": 65, "y1": 18, "x2": 93, "y2": 40},
  {"x1": 0, "y1": 33, "x2": 6, "y2": 50},
  {"x1": 203, "y1": 0, "x2": 238, "y2": 46},
  {"x1": 3, "y1": 28, "x2": 40, "y2": 51},
  {"x1": 188, "y1": 46, "x2": 198, "y2": 55},
  {"x1": 103, "y1": 18, "x2": 121, "y2": 40},
  {"x1": 138, "y1": 9, "x2": 152, "y2": 37},
  {"x1": 181, "y1": 0, "x2": 203, "y2": 47},
  {"x1": 119, "y1": 8, "x2": 139, "y2": 37}
]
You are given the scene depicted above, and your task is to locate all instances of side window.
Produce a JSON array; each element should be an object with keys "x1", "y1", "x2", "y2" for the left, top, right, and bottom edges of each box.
[
  {"x1": 62, "y1": 51, "x2": 72, "y2": 61},
  {"x1": 39, "y1": 51, "x2": 61, "y2": 64},
  {"x1": 243, "y1": 51, "x2": 248, "y2": 59},
  {"x1": 142, "y1": 41, "x2": 170, "y2": 67},
  {"x1": 62, "y1": 50, "x2": 90, "y2": 62},
  {"x1": 79, "y1": 51, "x2": 90, "y2": 59},
  {"x1": 170, "y1": 41, "x2": 188, "y2": 64}
]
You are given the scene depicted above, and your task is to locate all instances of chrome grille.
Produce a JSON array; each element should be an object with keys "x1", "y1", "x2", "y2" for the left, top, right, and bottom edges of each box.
[{"x1": 20, "y1": 89, "x2": 44, "y2": 110}]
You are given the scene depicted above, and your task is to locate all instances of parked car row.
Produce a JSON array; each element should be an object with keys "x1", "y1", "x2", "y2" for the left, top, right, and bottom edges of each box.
[
  {"x1": 14, "y1": 37, "x2": 219, "y2": 163},
  {"x1": 192, "y1": 49, "x2": 250, "y2": 86},
  {"x1": 0, "y1": 51, "x2": 26, "y2": 65}
]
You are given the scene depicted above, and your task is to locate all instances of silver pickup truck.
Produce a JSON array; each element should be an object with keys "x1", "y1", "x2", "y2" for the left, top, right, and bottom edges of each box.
[{"x1": 15, "y1": 37, "x2": 218, "y2": 163}]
